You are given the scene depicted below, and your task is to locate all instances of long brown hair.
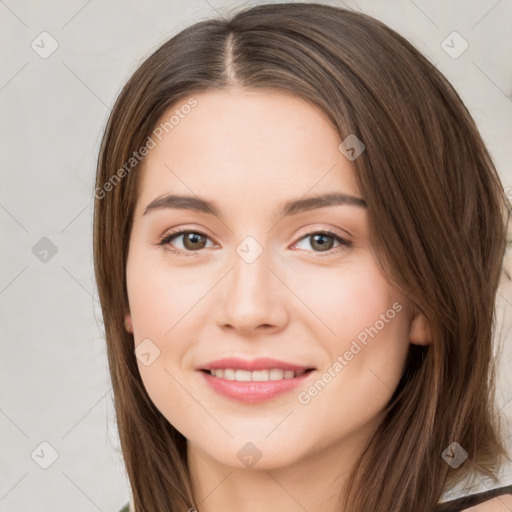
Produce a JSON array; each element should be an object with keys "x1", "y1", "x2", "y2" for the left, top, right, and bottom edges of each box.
[{"x1": 93, "y1": 3, "x2": 510, "y2": 511}]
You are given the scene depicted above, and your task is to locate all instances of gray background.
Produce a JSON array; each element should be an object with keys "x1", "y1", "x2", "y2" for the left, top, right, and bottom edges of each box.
[{"x1": 1, "y1": 1, "x2": 511, "y2": 510}]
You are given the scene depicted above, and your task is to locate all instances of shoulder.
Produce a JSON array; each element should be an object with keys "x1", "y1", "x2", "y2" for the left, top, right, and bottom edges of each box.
[{"x1": 462, "y1": 493, "x2": 512, "y2": 511}]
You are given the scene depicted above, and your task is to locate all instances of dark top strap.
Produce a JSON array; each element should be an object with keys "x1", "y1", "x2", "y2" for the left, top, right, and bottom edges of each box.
[{"x1": 436, "y1": 484, "x2": 512, "y2": 511}]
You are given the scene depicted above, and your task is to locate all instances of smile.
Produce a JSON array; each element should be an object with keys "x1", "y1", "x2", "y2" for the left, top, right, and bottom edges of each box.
[{"x1": 204, "y1": 368, "x2": 309, "y2": 381}]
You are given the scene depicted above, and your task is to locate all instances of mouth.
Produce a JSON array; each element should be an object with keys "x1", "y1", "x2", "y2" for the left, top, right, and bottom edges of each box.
[{"x1": 197, "y1": 357, "x2": 316, "y2": 403}]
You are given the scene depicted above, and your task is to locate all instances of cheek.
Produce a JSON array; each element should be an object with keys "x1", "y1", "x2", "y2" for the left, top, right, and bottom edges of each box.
[
  {"x1": 291, "y1": 256, "x2": 405, "y2": 344},
  {"x1": 126, "y1": 248, "x2": 213, "y2": 423},
  {"x1": 293, "y1": 258, "x2": 411, "y2": 431},
  {"x1": 126, "y1": 247, "x2": 207, "y2": 337},
  {"x1": 325, "y1": 261, "x2": 410, "y2": 383}
]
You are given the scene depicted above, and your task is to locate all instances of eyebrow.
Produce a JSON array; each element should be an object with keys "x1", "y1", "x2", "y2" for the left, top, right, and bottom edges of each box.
[{"x1": 142, "y1": 192, "x2": 367, "y2": 218}]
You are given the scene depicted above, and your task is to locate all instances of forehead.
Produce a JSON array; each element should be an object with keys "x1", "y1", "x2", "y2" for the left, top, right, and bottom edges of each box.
[{"x1": 136, "y1": 87, "x2": 362, "y2": 211}]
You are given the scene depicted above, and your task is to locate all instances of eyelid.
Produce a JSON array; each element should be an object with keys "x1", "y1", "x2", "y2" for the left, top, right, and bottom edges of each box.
[
  {"x1": 156, "y1": 225, "x2": 216, "y2": 245},
  {"x1": 294, "y1": 223, "x2": 352, "y2": 240}
]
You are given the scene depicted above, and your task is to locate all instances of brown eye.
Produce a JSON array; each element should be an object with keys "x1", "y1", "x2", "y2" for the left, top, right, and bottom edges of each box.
[
  {"x1": 292, "y1": 230, "x2": 352, "y2": 255},
  {"x1": 309, "y1": 233, "x2": 335, "y2": 252},
  {"x1": 158, "y1": 230, "x2": 214, "y2": 256},
  {"x1": 181, "y1": 232, "x2": 208, "y2": 250}
]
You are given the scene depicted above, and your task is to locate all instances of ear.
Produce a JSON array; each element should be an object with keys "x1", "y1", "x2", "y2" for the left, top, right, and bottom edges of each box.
[
  {"x1": 409, "y1": 306, "x2": 432, "y2": 346},
  {"x1": 124, "y1": 313, "x2": 133, "y2": 333}
]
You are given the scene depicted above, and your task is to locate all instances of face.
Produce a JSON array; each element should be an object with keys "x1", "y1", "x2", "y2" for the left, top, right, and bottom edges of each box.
[{"x1": 125, "y1": 87, "x2": 428, "y2": 471}]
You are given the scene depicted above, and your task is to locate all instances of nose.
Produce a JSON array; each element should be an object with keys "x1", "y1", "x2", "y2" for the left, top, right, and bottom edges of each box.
[{"x1": 215, "y1": 246, "x2": 289, "y2": 336}]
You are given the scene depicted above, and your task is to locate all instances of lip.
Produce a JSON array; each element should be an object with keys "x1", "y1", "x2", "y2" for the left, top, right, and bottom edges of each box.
[
  {"x1": 198, "y1": 370, "x2": 315, "y2": 404},
  {"x1": 198, "y1": 357, "x2": 314, "y2": 372}
]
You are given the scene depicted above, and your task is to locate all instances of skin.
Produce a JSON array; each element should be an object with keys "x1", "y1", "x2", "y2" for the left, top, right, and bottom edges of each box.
[{"x1": 125, "y1": 87, "x2": 431, "y2": 512}]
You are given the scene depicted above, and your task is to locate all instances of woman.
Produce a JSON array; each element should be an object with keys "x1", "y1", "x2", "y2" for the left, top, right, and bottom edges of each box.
[{"x1": 93, "y1": 3, "x2": 512, "y2": 511}]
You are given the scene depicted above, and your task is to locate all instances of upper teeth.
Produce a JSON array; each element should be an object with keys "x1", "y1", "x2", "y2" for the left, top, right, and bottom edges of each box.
[{"x1": 209, "y1": 369, "x2": 306, "y2": 381}]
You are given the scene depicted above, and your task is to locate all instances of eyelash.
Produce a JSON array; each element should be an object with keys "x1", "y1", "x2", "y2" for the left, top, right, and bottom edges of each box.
[{"x1": 155, "y1": 228, "x2": 352, "y2": 258}]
